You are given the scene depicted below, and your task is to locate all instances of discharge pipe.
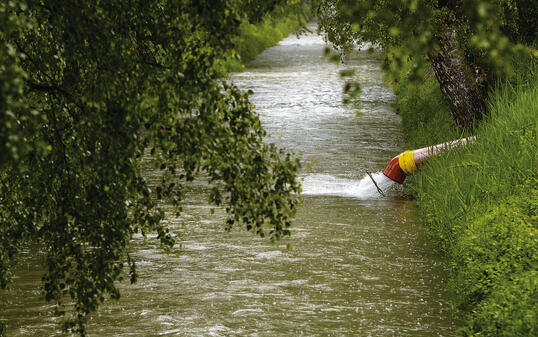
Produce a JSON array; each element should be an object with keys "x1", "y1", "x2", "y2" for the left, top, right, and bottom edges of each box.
[{"x1": 383, "y1": 136, "x2": 475, "y2": 184}]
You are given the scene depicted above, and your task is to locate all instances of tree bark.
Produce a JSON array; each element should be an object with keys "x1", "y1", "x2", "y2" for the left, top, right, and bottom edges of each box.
[{"x1": 428, "y1": 26, "x2": 487, "y2": 130}]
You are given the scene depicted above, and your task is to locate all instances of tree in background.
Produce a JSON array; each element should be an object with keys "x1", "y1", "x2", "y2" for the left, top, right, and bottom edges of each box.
[
  {"x1": 0, "y1": 0, "x2": 305, "y2": 334},
  {"x1": 317, "y1": 0, "x2": 536, "y2": 130}
]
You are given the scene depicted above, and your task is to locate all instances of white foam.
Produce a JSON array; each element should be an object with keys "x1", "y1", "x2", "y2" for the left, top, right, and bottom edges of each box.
[
  {"x1": 301, "y1": 171, "x2": 394, "y2": 199},
  {"x1": 278, "y1": 33, "x2": 326, "y2": 46},
  {"x1": 232, "y1": 308, "x2": 264, "y2": 316},
  {"x1": 278, "y1": 22, "x2": 326, "y2": 46},
  {"x1": 255, "y1": 251, "x2": 283, "y2": 259}
]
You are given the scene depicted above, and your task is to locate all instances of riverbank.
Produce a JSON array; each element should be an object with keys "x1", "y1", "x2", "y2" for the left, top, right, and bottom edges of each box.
[
  {"x1": 225, "y1": 5, "x2": 311, "y2": 72},
  {"x1": 390, "y1": 55, "x2": 537, "y2": 336}
]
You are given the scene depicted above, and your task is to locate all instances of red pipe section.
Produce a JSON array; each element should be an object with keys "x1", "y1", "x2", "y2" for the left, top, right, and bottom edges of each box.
[{"x1": 383, "y1": 136, "x2": 475, "y2": 184}]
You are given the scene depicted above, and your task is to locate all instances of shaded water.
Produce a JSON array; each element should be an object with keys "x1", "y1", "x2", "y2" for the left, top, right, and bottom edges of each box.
[{"x1": 0, "y1": 23, "x2": 457, "y2": 336}]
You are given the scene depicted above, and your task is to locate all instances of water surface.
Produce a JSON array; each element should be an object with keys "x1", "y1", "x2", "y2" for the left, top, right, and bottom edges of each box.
[{"x1": 0, "y1": 23, "x2": 457, "y2": 336}]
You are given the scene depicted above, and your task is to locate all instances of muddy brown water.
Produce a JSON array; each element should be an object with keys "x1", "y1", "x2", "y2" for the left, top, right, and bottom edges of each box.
[{"x1": 0, "y1": 23, "x2": 457, "y2": 336}]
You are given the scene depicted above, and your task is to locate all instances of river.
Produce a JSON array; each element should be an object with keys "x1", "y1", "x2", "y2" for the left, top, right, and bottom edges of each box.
[{"x1": 0, "y1": 23, "x2": 457, "y2": 336}]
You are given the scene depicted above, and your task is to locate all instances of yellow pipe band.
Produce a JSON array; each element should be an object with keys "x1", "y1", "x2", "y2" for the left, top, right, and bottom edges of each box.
[{"x1": 398, "y1": 150, "x2": 417, "y2": 175}]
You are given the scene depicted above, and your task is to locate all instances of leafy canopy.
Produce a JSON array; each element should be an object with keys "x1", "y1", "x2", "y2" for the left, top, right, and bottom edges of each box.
[
  {"x1": 317, "y1": 0, "x2": 536, "y2": 80},
  {"x1": 0, "y1": 0, "x2": 303, "y2": 334}
]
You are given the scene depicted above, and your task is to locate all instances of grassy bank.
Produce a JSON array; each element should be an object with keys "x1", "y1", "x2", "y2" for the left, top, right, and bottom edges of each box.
[
  {"x1": 391, "y1": 57, "x2": 537, "y2": 336},
  {"x1": 225, "y1": 7, "x2": 310, "y2": 72}
]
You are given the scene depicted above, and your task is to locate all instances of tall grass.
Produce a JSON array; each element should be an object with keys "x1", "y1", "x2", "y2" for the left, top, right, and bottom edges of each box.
[{"x1": 394, "y1": 56, "x2": 537, "y2": 336}]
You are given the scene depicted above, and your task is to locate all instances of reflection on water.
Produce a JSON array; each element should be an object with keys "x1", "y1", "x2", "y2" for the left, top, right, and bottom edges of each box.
[{"x1": 0, "y1": 22, "x2": 457, "y2": 336}]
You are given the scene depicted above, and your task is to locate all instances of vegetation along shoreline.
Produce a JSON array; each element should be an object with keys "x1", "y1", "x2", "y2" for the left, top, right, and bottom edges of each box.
[
  {"x1": 1, "y1": 0, "x2": 535, "y2": 335},
  {"x1": 318, "y1": 0, "x2": 536, "y2": 335}
]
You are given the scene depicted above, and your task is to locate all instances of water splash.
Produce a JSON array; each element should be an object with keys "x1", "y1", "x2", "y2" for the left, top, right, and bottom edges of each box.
[{"x1": 301, "y1": 171, "x2": 395, "y2": 199}]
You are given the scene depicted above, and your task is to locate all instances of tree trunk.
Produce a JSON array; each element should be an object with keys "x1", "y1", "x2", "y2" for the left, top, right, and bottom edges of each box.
[{"x1": 428, "y1": 26, "x2": 487, "y2": 130}]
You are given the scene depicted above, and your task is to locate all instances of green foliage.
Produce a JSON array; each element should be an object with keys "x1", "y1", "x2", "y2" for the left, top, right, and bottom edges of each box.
[
  {"x1": 239, "y1": 0, "x2": 287, "y2": 23},
  {"x1": 318, "y1": 0, "x2": 536, "y2": 129},
  {"x1": 453, "y1": 182, "x2": 537, "y2": 302},
  {"x1": 401, "y1": 58, "x2": 537, "y2": 335},
  {"x1": 226, "y1": 1, "x2": 311, "y2": 71},
  {"x1": 318, "y1": 0, "x2": 535, "y2": 78},
  {"x1": 466, "y1": 270, "x2": 537, "y2": 337},
  {"x1": 0, "y1": 0, "x2": 304, "y2": 334},
  {"x1": 0, "y1": 1, "x2": 47, "y2": 167}
]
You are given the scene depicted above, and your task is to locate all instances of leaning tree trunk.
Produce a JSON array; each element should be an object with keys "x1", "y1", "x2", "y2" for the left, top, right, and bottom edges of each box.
[{"x1": 428, "y1": 26, "x2": 487, "y2": 130}]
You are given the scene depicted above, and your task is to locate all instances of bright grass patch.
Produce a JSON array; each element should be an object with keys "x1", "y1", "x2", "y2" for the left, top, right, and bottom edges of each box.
[{"x1": 394, "y1": 56, "x2": 537, "y2": 336}]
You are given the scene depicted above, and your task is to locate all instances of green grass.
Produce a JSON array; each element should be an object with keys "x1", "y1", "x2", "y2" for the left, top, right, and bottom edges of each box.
[
  {"x1": 224, "y1": 9, "x2": 310, "y2": 72},
  {"x1": 392, "y1": 56, "x2": 537, "y2": 336}
]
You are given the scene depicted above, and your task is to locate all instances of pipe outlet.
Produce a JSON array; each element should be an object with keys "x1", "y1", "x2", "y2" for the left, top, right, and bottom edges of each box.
[
  {"x1": 382, "y1": 156, "x2": 405, "y2": 184},
  {"x1": 382, "y1": 136, "x2": 476, "y2": 184}
]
